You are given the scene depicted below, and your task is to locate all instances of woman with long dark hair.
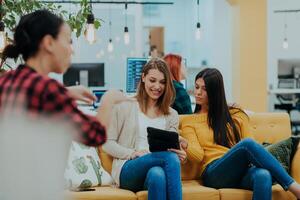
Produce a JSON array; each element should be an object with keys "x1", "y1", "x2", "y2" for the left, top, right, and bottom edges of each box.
[{"x1": 181, "y1": 68, "x2": 300, "y2": 200}]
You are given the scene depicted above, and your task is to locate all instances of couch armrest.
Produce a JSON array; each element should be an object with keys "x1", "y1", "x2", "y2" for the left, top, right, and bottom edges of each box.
[{"x1": 291, "y1": 146, "x2": 300, "y2": 182}]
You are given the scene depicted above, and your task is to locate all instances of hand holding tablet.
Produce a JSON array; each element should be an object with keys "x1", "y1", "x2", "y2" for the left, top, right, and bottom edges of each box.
[{"x1": 147, "y1": 127, "x2": 180, "y2": 152}]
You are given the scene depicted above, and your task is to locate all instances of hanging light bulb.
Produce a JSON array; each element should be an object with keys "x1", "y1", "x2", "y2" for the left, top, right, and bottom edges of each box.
[
  {"x1": 195, "y1": 22, "x2": 201, "y2": 40},
  {"x1": 0, "y1": 21, "x2": 6, "y2": 53},
  {"x1": 195, "y1": 0, "x2": 201, "y2": 40},
  {"x1": 107, "y1": 7, "x2": 114, "y2": 52},
  {"x1": 107, "y1": 39, "x2": 114, "y2": 52},
  {"x1": 283, "y1": 38, "x2": 288, "y2": 49},
  {"x1": 85, "y1": 13, "x2": 96, "y2": 44},
  {"x1": 282, "y1": 14, "x2": 288, "y2": 50},
  {"x1": 123, "y1": 2, "x2": 130, "y2": 45},
  {"x1": 124, "y1": 26, "x2": 130, "y2": 45}
]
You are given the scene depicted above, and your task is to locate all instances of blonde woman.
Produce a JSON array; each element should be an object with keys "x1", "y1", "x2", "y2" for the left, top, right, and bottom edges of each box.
[{"x1": 103, "y1": 58, "x2": 186, "y2": 200}]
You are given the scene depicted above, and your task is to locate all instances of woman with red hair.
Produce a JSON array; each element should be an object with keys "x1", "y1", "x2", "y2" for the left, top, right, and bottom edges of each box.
[{"x1": 164, "y1": 54, "x2": 192, "y2": 114}]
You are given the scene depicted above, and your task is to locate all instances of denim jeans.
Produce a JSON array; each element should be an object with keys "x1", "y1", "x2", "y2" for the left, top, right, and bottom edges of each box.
[
  {"x1": 202, "y1": 138, "x2": 295, "y2": 200},
  {"x1": 119, "y1": 151, "x2": 182, "y2": 200}
]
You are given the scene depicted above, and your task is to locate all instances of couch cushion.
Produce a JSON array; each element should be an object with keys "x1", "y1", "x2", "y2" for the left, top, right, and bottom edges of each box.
[
  {"x1": 291, "y1": 146, "x2": 300, "y2": 182},
  {"x1": 98, "y1": 147, "x2": 113, "y2": 174},
  {"x1": 219, "y1": 184, "x2": 295, "y2": 200},
  {"x1": 264, "y1": 136, "x2": 300, "y2": 173},
  {"x1": 65, "y1": 142, "x2": 113, "y2": 189},
  {"x1": 248, "y1": 112, "x2": 291, "y2": 144},
  {"x1": 136, "y1": 180, "x2": 219, "y2": 200},
  {"x1": 65, "y1": 186, "x2": 137, "y2": 200},
  {"x1": 181, "y1": 159, "x2": 202, "y2": 180}
]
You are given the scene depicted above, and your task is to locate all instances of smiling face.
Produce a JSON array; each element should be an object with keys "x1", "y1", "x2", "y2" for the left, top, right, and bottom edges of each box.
[
  {"x1": 142, "y1": 68, "x2": 166, "y2": 102},
  {"x1": 194, "y1": 78, "x2": 208, "y2": 108}
]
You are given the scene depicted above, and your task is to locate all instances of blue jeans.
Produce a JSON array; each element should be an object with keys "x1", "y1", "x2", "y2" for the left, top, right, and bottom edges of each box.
[
  {"x1": 202, "y1": 138, "x2": 295, "y2": 200},
  {"x1": 119, "y1": 151, "x2": 182, "y2": 200}
]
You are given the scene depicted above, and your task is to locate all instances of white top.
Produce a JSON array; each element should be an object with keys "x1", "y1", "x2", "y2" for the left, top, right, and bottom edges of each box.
[
  {"x1": 114, "y1": 108, "x2": 166, "y2": 186},
  {"x1": 102, "y1": 100, "x2": 179, "y2": 186},
  {"x1": 137, "y1": 109, "x2": 166, "y2": 151}
]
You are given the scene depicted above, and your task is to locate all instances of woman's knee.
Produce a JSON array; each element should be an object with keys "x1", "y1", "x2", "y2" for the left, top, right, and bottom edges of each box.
[
  {"x1": 164, "y1": 152, "x2": 180, "y2": 165},
  {"x1": 239, "y1": 138, "x2": 258, "y2": 149},
  {"x1": 254, "y1": 168, "x2": 272, "y2": 182},
  {"x1": 146, "y1": 167, "x2": 166, "y2": 185}
]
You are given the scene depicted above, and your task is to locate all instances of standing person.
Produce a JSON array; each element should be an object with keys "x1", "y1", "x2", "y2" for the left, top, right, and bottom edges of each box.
[
  {"x1": 180, "y1": 68, "x2": 300, "y2": 200},
  {"x1": 164, "y1": 53, "x2": 192, "y2": 114},
  {"x1": 103, "y1": 58, "x2": 186, "y2": 200},
  {"x1": 0, "y1": 10, "x2": 126, "y2": 146}
]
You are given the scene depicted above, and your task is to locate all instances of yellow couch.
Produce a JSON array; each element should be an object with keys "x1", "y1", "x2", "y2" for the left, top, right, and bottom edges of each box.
[{"x1": 66, "y1": 112, "x2": 300, "y2": 200}]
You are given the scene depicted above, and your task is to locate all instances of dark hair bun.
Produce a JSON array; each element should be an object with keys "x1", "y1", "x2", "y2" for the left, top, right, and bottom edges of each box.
[
  {"x1": 14, "y1": 29, "x2": 31, "y2": 54},
  {"x1": 2, "y1": 10, "x2": 64, "y2": 61},
  {"x1": 2, "y1": 44, "x2": 20, "y2": 59}
]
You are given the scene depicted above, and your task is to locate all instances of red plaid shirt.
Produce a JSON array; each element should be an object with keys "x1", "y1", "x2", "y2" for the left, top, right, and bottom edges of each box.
[{"x1": 0, "y1": 65, "x2": 106, "y2": 146}]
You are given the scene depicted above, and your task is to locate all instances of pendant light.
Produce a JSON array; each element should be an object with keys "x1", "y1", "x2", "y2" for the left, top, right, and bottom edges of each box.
[
  {"x1": 195, "y1": 0, "x2": 201, "y2": 40},
  {"x1": 85, "y1": 1, "x2": 96, "y2": 44},
  {"x1": 0, "y1": 21, "x2": 6, "y2": 53},
  {"x1": 124, "y1": 1, "x2": 130, "y2": 45},
  {"x1": 107, "y1": 6, "x2": 114, "y2": 52},
  {"x1": 282, "y1": 14, "x2": 288, "y2": 50}
]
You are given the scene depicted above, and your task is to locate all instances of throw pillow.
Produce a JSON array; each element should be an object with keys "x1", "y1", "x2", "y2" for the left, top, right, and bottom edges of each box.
[
  {"x1": 64, "y1": 141, "x2": 113, "y2": 189},
  {"x1": 263, "y1": 136, "x2": 300, "y2": 174}
]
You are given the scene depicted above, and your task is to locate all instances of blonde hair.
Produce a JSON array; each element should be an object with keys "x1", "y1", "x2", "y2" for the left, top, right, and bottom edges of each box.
[{"x1": 136, "y1": 58, "x2": 175, "y2": 115}]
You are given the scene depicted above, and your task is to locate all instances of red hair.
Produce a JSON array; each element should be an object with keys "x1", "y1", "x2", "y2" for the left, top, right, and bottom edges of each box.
[{"x1": 163, "y1": 54, "x2": 182, "y2": 82}]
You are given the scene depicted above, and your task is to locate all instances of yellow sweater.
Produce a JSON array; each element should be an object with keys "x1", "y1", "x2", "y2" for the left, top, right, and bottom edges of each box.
[{"x1": 180, "y1": 109, "x2": 253, "y2": 175}]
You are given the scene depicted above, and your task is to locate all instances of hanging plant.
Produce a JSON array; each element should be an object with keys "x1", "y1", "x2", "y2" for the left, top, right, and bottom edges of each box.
[{"x1": 0, "y1": 0, "x2": 102, "y2": 73}]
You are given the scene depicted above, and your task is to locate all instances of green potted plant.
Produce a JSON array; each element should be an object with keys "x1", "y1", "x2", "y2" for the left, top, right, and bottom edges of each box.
[{"x1": 0, "y1": 0, "x2": 101, "y2": 75}]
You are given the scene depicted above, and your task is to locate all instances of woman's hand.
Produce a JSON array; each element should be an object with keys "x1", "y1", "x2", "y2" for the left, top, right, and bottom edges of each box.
[
  {"x1": 129, "y1": 150, "x2": 149, "y2": 160},
  {"x1": 179, "y1": 136, "x2": 188, "y2": 150},
  {"x1": 67, "y1": 85, "x2": 96, "y2": 105},
  {"x1": 168, "y1": 148, "x2": 187, "y2": 163}
]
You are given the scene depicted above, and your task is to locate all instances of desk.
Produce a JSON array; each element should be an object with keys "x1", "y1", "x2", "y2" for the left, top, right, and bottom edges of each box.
[
  {"x1": 78, "y1": 105, "x2": 97, "y2": 116},
  {"x1": 269, "y1": 89, "x2": 300, "y2": 94}
]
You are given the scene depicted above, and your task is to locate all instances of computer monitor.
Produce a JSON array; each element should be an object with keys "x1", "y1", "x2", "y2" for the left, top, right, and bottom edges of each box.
[
  {"x1": 126, "y1": 58, "x2": 149, "y2": 93},
  {"x1": 63, "y1": 63, "x2": 105, "y2": 87}
]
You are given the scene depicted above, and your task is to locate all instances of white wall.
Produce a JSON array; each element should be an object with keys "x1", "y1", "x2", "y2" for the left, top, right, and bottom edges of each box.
[
  {"x1": 49, "y1": 0, "x2": 233, "y2": 100},
  {"x1": 267, "y1": 0, "x2": 300, "y2": 112},
  {"x1": 211, "y1": 0, "x2": 233, "y2": 102}
]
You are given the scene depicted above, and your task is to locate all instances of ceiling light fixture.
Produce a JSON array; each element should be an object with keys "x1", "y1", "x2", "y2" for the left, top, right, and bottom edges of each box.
[
  {"x1": 85, "y1": 1, "x2": 96, "y2": 44},
  {"x1": 124, "y1": 1, "x2": 130, "y2": 45},
  {"x1": 282, "y1": 14, "x2": 288, "y2": 50},
  {"x1": 195, "y1": 0, "x2": 201, "y2": 40},
  {"x1": 107, "y1": 6, "x2": 114, "y2": 52}
]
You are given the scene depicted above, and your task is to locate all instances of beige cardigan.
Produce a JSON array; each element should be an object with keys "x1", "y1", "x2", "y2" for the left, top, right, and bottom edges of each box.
[{"x1": 102, "y1": 100, "x2": 179, "y2": 185}]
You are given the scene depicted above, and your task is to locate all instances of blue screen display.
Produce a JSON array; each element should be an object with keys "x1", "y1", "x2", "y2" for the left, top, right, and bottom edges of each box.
[{"x1": 126, "y1": 58, "x2": 148, "y2": 93}]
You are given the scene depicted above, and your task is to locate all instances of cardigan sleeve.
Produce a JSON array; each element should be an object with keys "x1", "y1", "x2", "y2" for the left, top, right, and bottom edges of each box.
[
  {"x1": 167, "y1": 108, "x2": 179, "y2": 132},
  {"x1": 102, "y1": 103, "x2": 135, "y2": 159}
]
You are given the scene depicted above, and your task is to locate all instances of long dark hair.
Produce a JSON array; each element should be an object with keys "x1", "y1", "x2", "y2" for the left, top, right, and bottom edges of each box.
[
  {"x1": 194, "y1": 68, "x2": 242, "y2": 147},
  {"x1": 2, "y1": 10, "x2": 64, "y2": 61}
]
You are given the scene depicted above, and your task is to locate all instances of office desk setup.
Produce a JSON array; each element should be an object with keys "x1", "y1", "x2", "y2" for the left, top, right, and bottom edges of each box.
[{"x1": 269, "y1": 88, "x2": 300, "y2": 134}]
